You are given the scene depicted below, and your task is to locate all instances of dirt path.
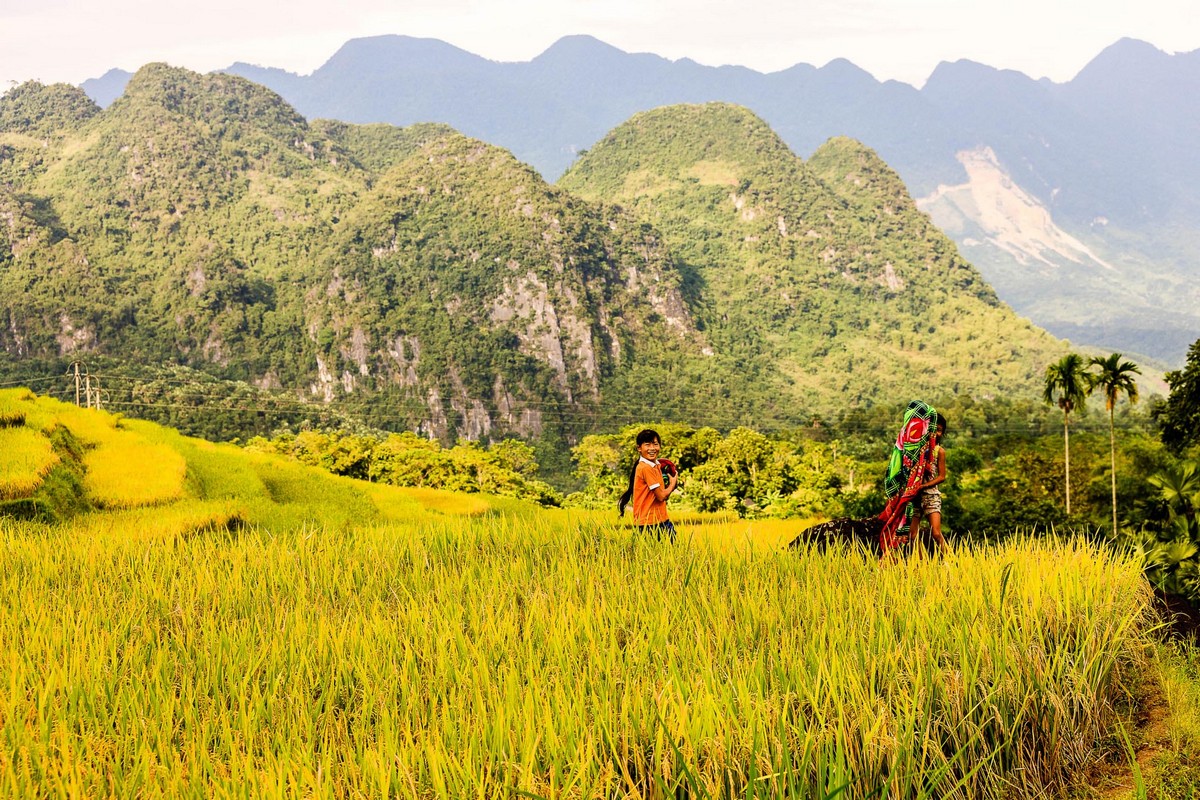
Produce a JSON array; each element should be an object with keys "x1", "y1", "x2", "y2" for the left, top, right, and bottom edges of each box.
[{"x1": 1095, "y1": 683, "x2": 1171, "y2": 800}]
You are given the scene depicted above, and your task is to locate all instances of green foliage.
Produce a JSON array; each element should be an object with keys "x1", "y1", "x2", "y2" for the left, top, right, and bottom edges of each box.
[
  {"x1": 1156, "y1": 337, "x2": 1200, "y2": 454},
  {"x1": 1044, "y1": 352, "x2": 1091, "y2": 414},
  {"x1": 1090, "y1": 353, "x2": 1142, "y2": 412},
  {"x1": 0, "y1": 81, "x2": 99, "y2": 136},
  {"x1": 690, "y1": 429, "x2": 847, "y2": 518},
  {"x1": 1125, "y1": 461, "x2": 1200, "y2": 599},
  {"x1": 485, "y1": 438, "x2": 540, "y2": 477},
  {"x1": 568, "y1": 422, "x2": 859, "y2": 519},
  {"x1": 245, "y1": 429, "x2": 563, "y2": 506},
  {"x1": 956, "y1": 447, "x2": 1069, "y2": 536}
]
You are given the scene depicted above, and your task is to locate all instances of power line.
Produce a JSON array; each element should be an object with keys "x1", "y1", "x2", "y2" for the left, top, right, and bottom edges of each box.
[
  {"x1": 45, "y1": 374, "x2": 1013, "y2": 418},
  {"x1": 29, "y1": 379, "x2": 1098, "y2": 427},
  {"x1": 0, "y1": 375, "x2": 60, "y2": 388}
]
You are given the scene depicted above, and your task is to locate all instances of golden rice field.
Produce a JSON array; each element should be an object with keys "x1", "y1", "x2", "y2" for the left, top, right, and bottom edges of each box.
[
  {"x1": 0, "y1": 392, "x2": 1168, "y2": 798},
  {"x1": 0, "y1": 516, "x2": 1156, "y2": 798},
  {"x1": 0, "y1": 391, "x2": 187, "y2": 509}
]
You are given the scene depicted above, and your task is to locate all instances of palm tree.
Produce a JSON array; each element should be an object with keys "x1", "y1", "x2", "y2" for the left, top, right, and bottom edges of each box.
[
  {"x1": 1043, "y1": 353, "x2": 1090, "y2": 516},
  {"x1": 1089, "y1": 353, "x2": 1141, "y2": 535}
]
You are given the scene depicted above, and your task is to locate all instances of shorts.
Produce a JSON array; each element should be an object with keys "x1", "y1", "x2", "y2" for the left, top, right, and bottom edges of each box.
[
  {"x1": 920, "y1": 488, "x2": 942, "y2": 514},
  {"x1": 636, "y1": 520, "x2": 677, "y2": 542}
]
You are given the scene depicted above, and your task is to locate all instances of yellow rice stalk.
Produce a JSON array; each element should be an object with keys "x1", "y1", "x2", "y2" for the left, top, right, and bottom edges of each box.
[
  {"x1": 388, "y1": 485, "x2": 496, "y2": 516},
  {"x1": 0, "y1": 388, "x2": 31, "y2": 428},
  {"x1": 0, "y1": 427, "x2": 58, "y2": 499},
  {"x1": 363, "y1": 483, "x2": 430, "y2": 520},
  {"x1": 82, "y1": 433, "x2": 187, "y2": 508},
  {"x1": 29, "y1": 396, "x2": 120, "y2": 445}
]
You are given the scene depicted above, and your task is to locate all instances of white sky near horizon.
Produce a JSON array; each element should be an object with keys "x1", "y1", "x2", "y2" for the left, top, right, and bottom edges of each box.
[{"x1": 1, "y1": 0, "x2": 1197, "y2": 90}]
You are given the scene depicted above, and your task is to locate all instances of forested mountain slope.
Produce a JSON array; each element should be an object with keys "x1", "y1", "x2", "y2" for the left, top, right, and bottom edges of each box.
[{"x1": 559, "y1": 104, "x2": 1065, "y2": 406}]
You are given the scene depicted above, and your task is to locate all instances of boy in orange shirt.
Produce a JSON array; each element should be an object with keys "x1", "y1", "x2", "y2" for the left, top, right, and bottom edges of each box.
[{"x1": 617, "y1": 429, "x2": 678, "y2": 542}]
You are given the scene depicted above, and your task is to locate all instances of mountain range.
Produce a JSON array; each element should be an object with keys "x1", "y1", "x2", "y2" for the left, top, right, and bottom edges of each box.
[
  {"x1": 1, "y1": 66, "x2": 1063, "y2": 445},
  {"x1": 81, "y1": 34, "x2": 1199, "y2": 364}
]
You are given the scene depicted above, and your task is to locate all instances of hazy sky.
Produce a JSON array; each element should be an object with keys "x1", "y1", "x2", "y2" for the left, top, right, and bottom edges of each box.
[{"x1": 3, "y1": 0, "x2": 1197, "y2": 89}]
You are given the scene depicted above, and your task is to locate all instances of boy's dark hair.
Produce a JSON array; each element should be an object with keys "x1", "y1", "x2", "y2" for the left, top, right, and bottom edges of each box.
[
  {"x1": 618, "y1": 429, "x2": 660, "y2": 516},
  {"x1": 936, "y1": 413, "x2": 948, "y2": 433}
]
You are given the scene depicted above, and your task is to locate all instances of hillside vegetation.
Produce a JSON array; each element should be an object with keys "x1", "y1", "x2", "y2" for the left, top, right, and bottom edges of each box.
[
  {"x1": 2, "y1": 71, "x2": 1067, "y2": 446},
  {"x1": 0, "y1": 69, "x2": 701, "y2": 443}
]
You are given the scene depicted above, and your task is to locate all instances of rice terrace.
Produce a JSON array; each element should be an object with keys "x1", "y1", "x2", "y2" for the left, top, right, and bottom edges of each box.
[{"x1": 3, "y1": 385, "x2": 1200, "y2": 799}]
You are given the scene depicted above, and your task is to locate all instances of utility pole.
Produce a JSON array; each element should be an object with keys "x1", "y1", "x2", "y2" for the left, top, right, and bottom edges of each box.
[
  {"x1": 84, "y1": 371, "x2": 93, "y2": 409},
  {"x1": 90, "y1": 371, "x2": 103, "y2": 410},
  {"x1": 68, "y1": 361, "x2": 83, "y2": 406}
]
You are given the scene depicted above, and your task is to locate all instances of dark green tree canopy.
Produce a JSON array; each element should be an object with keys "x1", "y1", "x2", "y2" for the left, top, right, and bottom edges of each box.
[
  {"x1": 1157, "y1": 338, "x2": 1200, "y2": 453},
  {"x1": 0, "y1": 81, "x2": 99, "y2": 135}
]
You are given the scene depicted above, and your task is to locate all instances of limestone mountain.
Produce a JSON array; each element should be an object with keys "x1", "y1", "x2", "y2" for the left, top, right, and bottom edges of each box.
[
  {"x1": 301, "y1": 127, "x2": 711, "y2": 439},
  {"x1": 558, "y1": 103, "x2": 1065, "y2": 407},
  {"x1": 0, "y1": 66, "x2": 707, "y2": 441},
  {"x1": 915, "y1": 42, "x2": 1200, "y2": 364},
  {"x1": 74, "y1": 33, "x2": 1185, "y2": 364},
  {"x1": 4, "y1": 71, "x2": 1065, "y2": 444},
  {"x1": 0, "y1": 81, "x2": 99, "y2": 136}
]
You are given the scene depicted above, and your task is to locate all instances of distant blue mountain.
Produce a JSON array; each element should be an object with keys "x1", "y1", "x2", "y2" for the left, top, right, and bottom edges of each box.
[
  {"x1": 79, "y1": 35, "x2": 1200, "y2": 364},
  {"x1": 80, "y1": 67, "x2": 133, "y2": 108}
]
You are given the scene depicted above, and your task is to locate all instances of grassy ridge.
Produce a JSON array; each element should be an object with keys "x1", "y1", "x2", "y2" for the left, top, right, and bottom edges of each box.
[{"x1": 0, "y1": 389, "x2": 526, "y2": 527}]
